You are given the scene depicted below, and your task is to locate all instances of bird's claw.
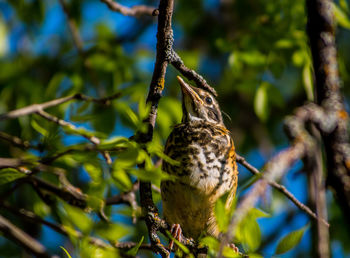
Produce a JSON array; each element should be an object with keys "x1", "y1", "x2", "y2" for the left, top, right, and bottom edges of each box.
[
  {"x1": 168, "y1": 223, "x2": 183, "y2": 251},
  {"x1": 229, "y1": 243, "x2": 239, "y2": 253}
]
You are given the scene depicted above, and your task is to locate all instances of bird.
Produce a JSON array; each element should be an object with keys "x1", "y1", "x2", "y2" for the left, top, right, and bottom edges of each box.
[{"x1": 161, "y1": 76, "x2": 238, "y2": 248}]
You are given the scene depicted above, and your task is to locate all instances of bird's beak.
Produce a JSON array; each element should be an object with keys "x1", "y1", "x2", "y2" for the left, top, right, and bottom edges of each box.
[{"x1": 177, "y1": 76, "x2": 203, "y2": 105}]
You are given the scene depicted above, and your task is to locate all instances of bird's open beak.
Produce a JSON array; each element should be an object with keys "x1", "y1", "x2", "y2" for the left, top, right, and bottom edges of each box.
[{"x1": 177, "y1": 76, "x2": 203, "y2": 105}]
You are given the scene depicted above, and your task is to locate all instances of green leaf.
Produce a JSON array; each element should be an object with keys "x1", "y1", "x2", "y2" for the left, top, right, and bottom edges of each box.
[
  {"x1": 115, "y1": 102, "x2": 140, "y2": 130},
  {"x1": 248, "y1": 208, "x2": 270, "y2": 219},
  {"x1": 243, "y1": 219, "x2": 261, "y2": 251},
  {"x1": 215, "y1": 193, "x2": 230, "y2": 232},
  {"x1": 113, "y1": 146, "x2": 140, "y2": 169},
  {"x1": 95, "y1": 222, "x2": 131, "y2": 242},
  {"x1": 0, "y1": 17, "x2": 8, "y2": 57},
  {"x1": 111, "y1": 168, "x2": 133, "y2": 191},
  {"x1": 200, "y1": 236, "x2": 220, "y2": 250},
  {"x1": 62, "y1": 203, "x2": 93, "y2": 234},
  {"x1": 147, "y1": 141, "x2": 180, "y2": 166},
  {"x1": 0, "y1": 168, "x2": 26, "y2": 185},
  {"x1": 99, "y1": 137, "x2": 129, "y2": 149},
  {"x1": 166, "y1": 231, "x2": 190, "y2": 254},
  {"x1": 126, "y1": 236, "x2": 144, "y2": 256},
  {"x1": 332, "y1": 3, "x2": 350, "y2": 29},
  {"x1": 254, "y1": 82, "x2": 269, "y2": 122},
  {"x1": 292, "y1": 50, "x2": 306, "y2": 67},
  {"x1": 31, "y1": 119, "x2": 49, "y2": 137},
  {"x1": 235, "y1": 208, "x2": 268, "y2": 252},
  {"x1": 275, "y1": 226, "x2": 307, "y2": 254},
  {"x1": 84, "y1": 163, "x2": 102, "y2": 183},
  {"x1": 129, "y1": 166, "x2": 173, "y2": 183},
  {"x1": 303, "y1": 62, "x2": 314, "y2": 101},
  {"x1": 46, "y1": 73, "x2": 65, "y2": 98},
  {"x1": 275, "y1": 39, "x2": 294, "y2": 49}
]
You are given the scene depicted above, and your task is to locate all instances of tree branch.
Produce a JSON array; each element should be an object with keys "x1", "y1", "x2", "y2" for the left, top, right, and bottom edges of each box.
[
  {"x1": 100, "y1": 0, "x2": 157, "y2": 17},
  {"x1": 0, "y1": 95, "x2": 77, "y2": 120},
  {"x1": 135, "y1": 0, "x2": 176, "y2": 257},
  {"x1": 219, "y1": 142, "x2": 308, "y2": 257},
  {"x1": 0, "y1": 131, "x2": 38, "y2": 149},
  {"x1": 36, "y1": 109, "x2": 100, "y2": 144},
  {"x1": 0, "y1": 92, "x2": 121, "y2": 121},
  {"x1": 0, "y1": 202, "x2": 152, "y2": 252},
  {"x1": 170, "y1": 50, "x2": 217, "y2": 97},
  {"x1": 306, "y1": 0, "x2": 350, "y2": 226},
  {"x1": 236, "y1": 154, "x2": 329, "y2": 227},
  {"x1": 0, "y1": 214, "x2": 57, "y2": 258},
  {"x1": 58, "y1": 0, "x2": 84, "y2": 53}
]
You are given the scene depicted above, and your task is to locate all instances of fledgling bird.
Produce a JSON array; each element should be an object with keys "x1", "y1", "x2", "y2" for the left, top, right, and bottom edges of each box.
[{"x1": 161, "y1": 76, "x2": 238, "y2": 244}]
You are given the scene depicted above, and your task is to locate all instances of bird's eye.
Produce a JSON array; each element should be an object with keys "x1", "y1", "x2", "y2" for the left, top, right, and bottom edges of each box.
[{"x1": 205, "y1": 96, "x2": 212, "y2": 104}]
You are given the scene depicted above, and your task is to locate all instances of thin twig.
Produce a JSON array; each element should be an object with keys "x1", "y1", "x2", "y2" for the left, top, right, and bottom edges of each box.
[
  {"x1": 58, "y1": 0, "x2": 84, "y2": 53},
  {"x1": 29, "y1": 176, "x2": 87, "y2": 208},
  {"x1": 0, "y1": 95, "x2": 77, "y2": 120},
  {"x1": 218, "y1": 142, "x2": 308, "y2": 257},
  {"x1": 35, "y1": 109, "x2": 112, "y2": 164},
  {"x1": 305, "y1": 126, "x2": 329, "y2": 257},
  {"x1": 0, "y1": 92, "x2": 121, "y2": 121},
  {"x1": 0, "y1": 214, "x2": 57, "y2": 258},
  {"x1": 170, "y1": 50, "x2": 217, "y2": 97},
  {"x1": 100, "y1": 0, "x2": 156, "y2": 17},
  {"x1": 0, "y1": 131, "x2": 38, "y2": 149},
  {"x1": 36, "y1": 109, "x2": 100, "y2": 144},
  {"x1": 236, "y1": 154, "x2": 329, "y2": 227},
  {"x1": 0, "y1": 202, "x2": 149, "y2": 251}
]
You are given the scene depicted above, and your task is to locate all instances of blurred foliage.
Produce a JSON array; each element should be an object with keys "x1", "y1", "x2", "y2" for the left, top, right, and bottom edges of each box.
[{"x1": 0, "y1": 0, "x2": 350, "y2": 257}]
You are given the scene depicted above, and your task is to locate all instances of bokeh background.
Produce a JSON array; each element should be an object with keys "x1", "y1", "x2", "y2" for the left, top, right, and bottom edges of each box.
[{"x1": 0, "y1": 0, "x2": 350, "y2": 257}]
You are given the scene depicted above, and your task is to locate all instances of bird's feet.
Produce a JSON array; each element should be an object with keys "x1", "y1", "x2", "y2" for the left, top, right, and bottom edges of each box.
[
  {"x1": 228, "y1": 243, "x2": 240, "y2": 254},
  {"x1": 169, "y1": 223, "x2": 183, "y2": 251}
]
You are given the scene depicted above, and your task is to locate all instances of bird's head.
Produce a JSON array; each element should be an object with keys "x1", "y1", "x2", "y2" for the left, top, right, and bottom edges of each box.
[{"x1": 177, "y1": 76, "x2": 223, "y2": 125}]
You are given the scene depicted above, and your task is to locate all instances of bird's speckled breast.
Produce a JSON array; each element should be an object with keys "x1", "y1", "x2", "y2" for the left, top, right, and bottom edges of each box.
[{"x1": 161, "y1": 121, "x2": 238, "y2": 239}]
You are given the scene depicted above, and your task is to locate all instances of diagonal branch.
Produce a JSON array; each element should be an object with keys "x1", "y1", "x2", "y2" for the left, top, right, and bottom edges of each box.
[
  {"x1": 219, "y1": 142, "x2": 308, "y2": 257},
  {"x1": 0, "y1": 92, "x2": 121, "y2": 121},
  {"x1": 0, "y1": 202, "x2": 153, "y2": 252},
  {"x1": 58, "y1": 0, "x2": 84, "y2": 53},
  {"x1": 36, "y1": 109, "x2": 100, "y2": 144},
  {"x1": 100, "y1": 0, "x2": 156, "y2": 17},
  {"x1": 170, "y1": 50, "x2": 217, "y2": 96},
  {"x1": 0, "y1": 214, "x2": 57, "y2": 258},
  {"x1": 0, "y1": 95, "x2": 77, "y2": 120},
  {"x1": 35, "y1": 109, "x2": 112, "y2": 164},
  {"x1": 0, "y1": 131, "x2": 38, "y2": 149},
  {"x1": 236, "y1": 154, "x2": 329, "y2": 227}
]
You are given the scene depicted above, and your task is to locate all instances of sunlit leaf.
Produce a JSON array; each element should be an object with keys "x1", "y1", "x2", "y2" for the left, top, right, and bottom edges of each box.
[
  {"x1": 0, "y1": 168, "x2": 25, "y2": 185},
  {"x1": 62, "y1": 203, "x2": 93, "y2": 234},
  {"x1": 200, "y1": 236, "x2": 219, "y2": 251},
  {"x1": 303, "y1": 62, "x2": 314, "y2": 101},
  {"x1": 31, "y1": 119, "x2": 49, "y2": 137},
  {"x1": 332, "y1": 2, "x2": 350, "y2": 29},
  {"x1": 126, "y1": 236, "x2": 144, "y2": 256},
  {"x1": 111, "y1": 168, "x2": 133, "y2": 191},
  {"x1": 235, "y1": 208, "x2": 268, "y2": 252},
  {"x1": 254, "y1": 82, "x2": 269, "y2": 122},
  {"x1": 275, "y1": 225, "x2": 307, "y2": 254},
  {"x1": 215, "y1": 193, "x2": 230, "y2": 232},
  {"x1": 95, "y1": 222, "x2": 131, "y2": 242}
]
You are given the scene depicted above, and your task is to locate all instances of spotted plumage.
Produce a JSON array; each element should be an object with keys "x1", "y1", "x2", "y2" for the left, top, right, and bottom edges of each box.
[{"x1": 161, "y1": 76, "x2": 238, "y2": 240}]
